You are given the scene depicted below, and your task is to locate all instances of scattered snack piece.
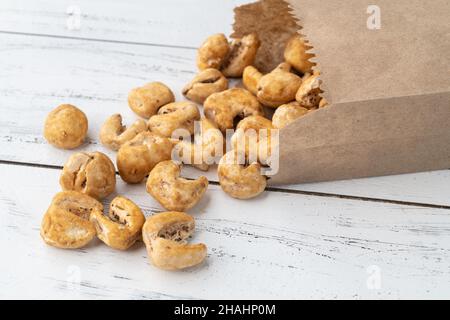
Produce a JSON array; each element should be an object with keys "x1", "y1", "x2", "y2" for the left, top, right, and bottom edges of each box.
[
  {"x1": 272, "y1": 101, "x2": 309, "y2": 128},
  {"x1": 218, "y1": 150, "x2": 267, "y2": 200},
  {"x1": 44, "y1": 104, "x2": 88, "y2": 149},
  {"x1": 204, "y1": 88, "x2": 264, "y2": 132},
  {"x1": 231, "y1": 115, "x2": 273, "y2": 156},
  {"x1": 235, "y1": 115, "x2": 273, "y2": 133},
  {"x1": 197, "y1": 117, "x2": 225, "y2": 161},
  {"x1": 128, "y1": 82, "x2": 175, "y2": 119},
  {"x1": 256, "y1": 133, "x2": 278, "y2": 168},
  {"x1": 146, "y1": 160, "x2": 208, "y2": 211},
  {"x1": 173, "y1": 117, "x2": 224, "y2": 171},
  {"x1": 256, "y1": 63, "x2": 303, "y2": 108},
  {"x1": 174, "y1": 141, "x2": 210, "y2": 171},
  {"x1": 295, "y1": 73, "x2": 322, "y2": 109},
  {"x1": 284, "y1": 35, "x2": 315, "y2": 74},
  {"x1": 117, "y1": 131, "x2": 173, "y2": 184},
  {"x1": 100, "y1": 114, "x2": 147, "y2": 151},
  {"x1": 242, "y1": 65, "x2": 263, "y2": 95},
  {"x1": 40, "y1": 191, "x2": 103, "y2": 249},
  {"x1": 51, "y1": 191, "x2": 104, "y2": 219},
  {"x1": 302, "y1": 72, "x2": 312, "y2": 81},
  {"x1": 221, "y1": 33, "x2": 260, "y2": 78},
  {"x1": 197, "y1": 33, "x2": 230, "y2": 71},
  {"x1": 147, "y1": 101, "x2": 200, "y2": 138},
  {"x1": 142, "y1": 211, "x2": 207, "y2": 270},
  {"x1": 182, "y1": 68, "x2": 228, "y2": 103},
  {"x1": 60, "y1": 152, "x2": 116, "y2": 200},
  {"x1": 275, "y1": 62, "x2": 292, "y2": 72},
  {"x1": 90, "y1": 196, "x2": 145, "y2": 250}
]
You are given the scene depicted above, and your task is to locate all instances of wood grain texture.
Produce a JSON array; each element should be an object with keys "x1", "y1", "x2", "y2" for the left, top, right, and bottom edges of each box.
[
  {"x1": 280, "y1": 170, "x2": 450, "y2": 207},
  {"x1": 0, "y1": 0, "x2": 249, "y2": 47},
  {"x1": 1, "y1": 163, "x2": 450, "y2": 299}
]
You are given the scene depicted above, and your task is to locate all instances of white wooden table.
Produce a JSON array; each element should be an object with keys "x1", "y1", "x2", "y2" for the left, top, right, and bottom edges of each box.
[{"x1": 1, "y1": 0, "x2": 449, "y2": 300}]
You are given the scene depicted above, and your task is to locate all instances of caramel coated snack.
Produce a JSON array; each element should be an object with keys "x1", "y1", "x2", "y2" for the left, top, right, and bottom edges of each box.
[
  {"x1": 100, "y1": 114, "x2": 147, "y2": 151},
  {"x1": 218, "y1": 150, "x2": 267, "y2": 200},
  {"x1": 235, "y1": 115, "x2": 273, "y2": 133},
  {"x1": 173, "y1": 117, "x2": 224, "y2": 171},
  {"x1": 182, "y1": 68, "x2": 228, "y2": 103},
  {"x1": 128, "y1": 82, "x2": 175, "y2": 119},
  {"x1": 44, "y1": 104, "x2": 88, "y2": 149},
  {"x1": 146, "y1": 160, "x2": 208, "y2": 212},
  {"x1": 272, "y1": 101, "x2": 309, "y2": 128},
  {"x1": 197, "y1": 33, "x2": 230, "y2": 71},
  {"x1": 231, "y1": 115, "x2": 273, "y2": 155},
  {"x1": 60, "y1": 152, "x2": 116, "y2": 200},
  {"x1": 117, "y1": 131, "x2": 173, "y2": 184},
  {"x1": 284, "y1": 35, "x2": 315, "y2": 74},
  {"x1": 221, "y1": 33, "x2": 260, "y2": 78},
  {"x1": 40, "y1": 191, "x2": 103, "y2": 249},
  {"x1": 295, "y1": 73, "x2": 322, "y2": 109},
  {"x1": 142, "y1": 211, "x2": 207, "y2": 270},
  {"x1": 204, "y1": 88, "x2": 264, "y2": 132},
  {"x1": 256, "y1": 63, "x2": 303, "y2": 108},
  {"x1": 147, "y1": 101, "x2": 200, "y2": 138},
  {"x1": 90, "y1": 196, "x2": 145, "y2": 250},
  {"x1": 242, "y1": 65, "x2": 263, "y2": 95}
]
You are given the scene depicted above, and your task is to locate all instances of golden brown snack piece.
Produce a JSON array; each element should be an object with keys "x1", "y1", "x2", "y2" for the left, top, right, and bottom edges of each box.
[
  {"x1": 117, "y1": 131, "x2": 173, "y2": 184},
  {"x1": 302, "y1": 72, "x2": 312, "y2": 81},
  {"x1": 242, "y1": 66, "x2": 263, "y2": 95},
  {"x1": 231, "y1": 115, "x2": 273, "y2": 155},
  {"x1": 218, "y1": 150, "x2": 267, "y2": 200},
  {"x1": 173, "y1": 118, "x2": 224, "y2": 171},
  {"x1": 174, "y1": 141, "x2": 209, "y2": 171},
  {"x1": 284, "y1": 35, "x2": 315, "y2": 74},
  {"x1": 90, "y1": 196, "x2": 145, "y2": 250},
  {"x1": 60, "y1": 152, "x2": 116, "y2": 200},
  {"x1": 182, "y1": 69, "x2": 228, "y2": 103},
  {"x1": 256, "y1": 63, "x2": 303, "y2": 108},
  {"x1": 146, "y1": 160, "x2": 208, "y2": 211},
  {"x1": 295, "y1": 73, "x2": 322, "y2": 109},
  {"x1": 236, "y1": 115, "x2": 273, "y2": 133},
  {"x1": 221, "y1": 33, "x2": 260, "y2": 78},
  {"x1": 275, "y1": 62, "x2": 292, "y2": 72},
  {"x1": 272, "y1": 101, "x2": 309, "y2": 129},
  {"x1": 128, "y1": 82, "x2": 175, "y2": 119},
  {"x1": 142, "y1": 211, "x2": 207, "y2": 270},
  {"x1": 51, "y1": 190, "x2": 104, "y2": 219},
  {"x1": 99, "y1": 114, "x2": 147, "y2": 151},
  {"x1": 204, "y1": 88, "x2": 264, "y2": 132},
  {"x1": 147, "y1": 102, "x2": 200, "y2": 138},
  {"x1": 197, "y1": 33, "x2": 230, "y2": 70},
  {"x1": 44, "y1": 104, "x2": 88, "y2": 149},
  {"x1": 40, "y1": 191, "x2": 103, "y2": 249},
  {"x1": 41, "y1": 206, "x2": 96, "y2": 249},
  {"x1": 255, "y1": 133, "x2": 279, "y2": 170}
]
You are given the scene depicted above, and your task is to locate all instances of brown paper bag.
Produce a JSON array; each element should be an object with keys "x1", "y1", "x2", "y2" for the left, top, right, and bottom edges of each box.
[{"x1": 232, "y1": 0, "x2": 450, "y2": 185}]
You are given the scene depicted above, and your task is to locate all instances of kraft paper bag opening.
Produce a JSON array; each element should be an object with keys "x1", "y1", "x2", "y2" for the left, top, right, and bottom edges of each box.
[{"x1": 232, "y1": 0, "x2": 450, "y2": 185}]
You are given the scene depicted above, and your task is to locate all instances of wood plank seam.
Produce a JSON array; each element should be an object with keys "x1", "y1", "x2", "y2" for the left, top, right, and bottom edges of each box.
[
  {"x1": 0, "y1": 30, "x2": 197, "y2": 50},
  {"x1": 2, "y1": 159, "x2": 449, "y2": 210}
]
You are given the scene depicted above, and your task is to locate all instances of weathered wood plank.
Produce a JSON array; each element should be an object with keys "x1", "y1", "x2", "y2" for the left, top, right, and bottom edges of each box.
[
  {"x1": 280, "y1": 170, "x2": 450, "y2": 207},
  {"x1": 0, "y1": 0, "x2": 249, "y2": 47},
  {"x1": 1, "y1": 164, "x2": 449, "y2": 299}
]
